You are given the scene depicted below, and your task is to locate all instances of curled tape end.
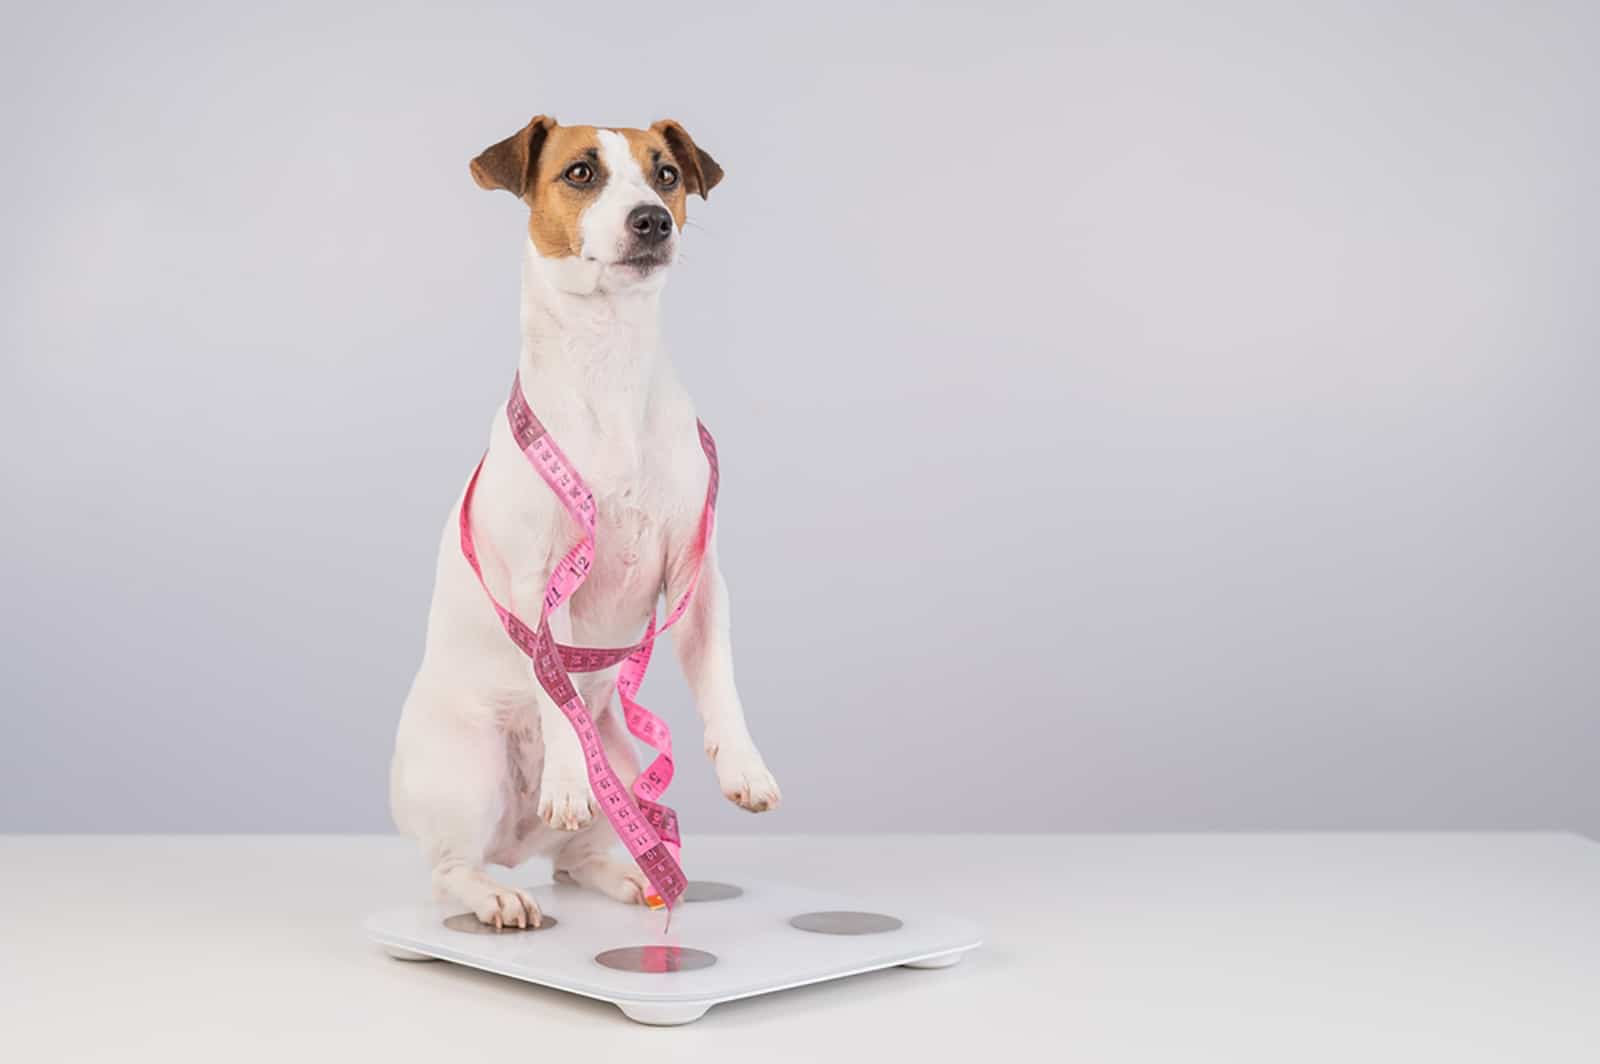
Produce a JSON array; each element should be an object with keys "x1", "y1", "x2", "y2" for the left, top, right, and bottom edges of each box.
[{"x1": 645, "y1": 893, "x2": 674, "y2": 933}]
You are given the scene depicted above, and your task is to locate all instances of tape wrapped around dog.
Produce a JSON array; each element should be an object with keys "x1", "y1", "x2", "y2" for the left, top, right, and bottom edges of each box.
[{"x1": 456, "y1": 374, "x2": 719, "y2": 912}]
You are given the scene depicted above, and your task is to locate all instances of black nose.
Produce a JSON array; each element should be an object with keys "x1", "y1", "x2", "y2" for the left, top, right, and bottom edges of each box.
[{"x1": 628, "y1": 204, "x2": 673, "y2": 245}]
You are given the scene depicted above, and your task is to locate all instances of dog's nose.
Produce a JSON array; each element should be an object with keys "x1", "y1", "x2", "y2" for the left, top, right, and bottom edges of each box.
[{"x1": 627, "y1": 204, "x2": 674, "y2": 245}]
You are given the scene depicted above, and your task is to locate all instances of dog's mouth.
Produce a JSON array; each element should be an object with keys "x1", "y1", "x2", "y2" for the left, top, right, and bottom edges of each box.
[{"x1": 615, "y1": 252, "x2": 670, "y2": 272}]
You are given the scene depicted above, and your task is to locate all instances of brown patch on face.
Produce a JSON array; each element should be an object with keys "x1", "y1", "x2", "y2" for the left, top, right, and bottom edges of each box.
[
  {"x1": 520, "y1": 124, "x2": 606, "y2": 258},
  {"x1": 469, "y1": 118, "x2": 606, "y2": 258}
]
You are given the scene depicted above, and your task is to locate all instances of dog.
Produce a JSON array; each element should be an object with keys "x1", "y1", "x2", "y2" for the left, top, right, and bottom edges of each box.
[{"x1": 389, "y1": 116, "x2": 781, "y2": 928}]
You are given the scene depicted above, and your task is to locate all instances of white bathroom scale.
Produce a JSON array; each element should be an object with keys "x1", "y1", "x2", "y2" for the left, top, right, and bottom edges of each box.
[{"x1": 365, "y1": 872, "x2": 982, "y2": 1025}]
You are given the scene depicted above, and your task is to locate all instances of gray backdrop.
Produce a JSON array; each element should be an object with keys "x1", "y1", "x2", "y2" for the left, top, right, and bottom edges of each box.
[{"x1": 3, "y1": 1, "x2": 1596, "y2": 835}]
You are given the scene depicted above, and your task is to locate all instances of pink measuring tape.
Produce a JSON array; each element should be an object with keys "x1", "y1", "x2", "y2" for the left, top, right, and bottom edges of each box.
[{"x1": 457, "y1": 374, "x2": 719, "y2": 913}]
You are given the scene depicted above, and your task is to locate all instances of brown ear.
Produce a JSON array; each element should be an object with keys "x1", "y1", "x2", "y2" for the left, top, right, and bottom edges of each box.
[
  {"x1": 651, "y1": 119, "x2": 724, "y2": 199},
  {"x1": 469, "y1": 114, "x2": 555, "y2": 198}
]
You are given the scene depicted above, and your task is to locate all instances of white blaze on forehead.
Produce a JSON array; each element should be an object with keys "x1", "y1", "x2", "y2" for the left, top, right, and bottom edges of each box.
[
  {"x1": 598, "y1": 129, "x2": 652, "y2": 193},
  {"x1": 580, "y1": 129, "x2": 668, "y2": 262}
]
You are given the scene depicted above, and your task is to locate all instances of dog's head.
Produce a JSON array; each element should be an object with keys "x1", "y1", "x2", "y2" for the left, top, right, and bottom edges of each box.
[{"x1": 470, "y1": 115, "x2": 722, "y2": 296}]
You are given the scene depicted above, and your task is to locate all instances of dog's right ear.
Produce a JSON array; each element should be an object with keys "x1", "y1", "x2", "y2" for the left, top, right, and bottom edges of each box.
[{"x1": 469, "y1": 115, "x2": 555, "y2": 199}]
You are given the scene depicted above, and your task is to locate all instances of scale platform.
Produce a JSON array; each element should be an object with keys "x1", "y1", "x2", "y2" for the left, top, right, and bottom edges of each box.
[{"x1": 365, "y1": 872, "x2": 982, "y2": 1025}]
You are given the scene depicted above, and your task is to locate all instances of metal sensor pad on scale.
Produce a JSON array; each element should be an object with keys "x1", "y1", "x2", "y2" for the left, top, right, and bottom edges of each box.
[
  {"x1": 788, "y1": 911, "x2": 904, "y2": 935},
  {"x1": 595, "y1": 945, "x2": 719, "y2": 973}
]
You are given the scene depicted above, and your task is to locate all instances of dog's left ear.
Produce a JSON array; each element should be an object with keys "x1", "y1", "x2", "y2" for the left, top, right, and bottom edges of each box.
[{"x1": 651, "y1": 120, "x2": 724, "y2": 199}]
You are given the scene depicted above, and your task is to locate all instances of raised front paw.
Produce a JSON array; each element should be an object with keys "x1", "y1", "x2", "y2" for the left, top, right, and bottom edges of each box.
[
  {"x1": 538, "y1": 774, "x2": 596, "y2": 831},
  {"x1": 711, "y1": 742, "x2": 781, "y2": 813}
]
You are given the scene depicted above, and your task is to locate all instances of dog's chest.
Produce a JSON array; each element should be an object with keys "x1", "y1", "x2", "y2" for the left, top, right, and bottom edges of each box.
[
  {"x1": 570, "y1": 447, "x2": 672, "y2": 616},
  {"x1": 510, "y1": 378, "x2": 701, "y2": 634},
  {"x1": 592, "y1": 486, "x2": 656, "y2": 572}
]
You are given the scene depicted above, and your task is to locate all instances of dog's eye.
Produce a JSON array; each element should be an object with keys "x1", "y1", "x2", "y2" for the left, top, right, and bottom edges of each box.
[
  {"x1": 564, "y1": 162, "x2": 595, "y2": 186},
  {"x1": 656, "y1": 164, "x2": 680, "y2": 189}
]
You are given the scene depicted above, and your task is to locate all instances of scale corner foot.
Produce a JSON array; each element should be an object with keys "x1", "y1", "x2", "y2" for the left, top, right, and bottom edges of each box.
[{"x1": 616, "y1": 1001, "x2": 712, "y2": 1025}]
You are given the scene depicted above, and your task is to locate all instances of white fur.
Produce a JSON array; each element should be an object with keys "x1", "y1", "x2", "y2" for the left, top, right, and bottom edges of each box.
[{"x1": 390, "y1": 141, "x2": 779, "y2": 926}]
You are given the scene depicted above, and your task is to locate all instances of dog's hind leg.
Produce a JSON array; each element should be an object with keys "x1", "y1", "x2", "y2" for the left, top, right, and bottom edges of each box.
[{"x1": 390, "y1": 690, "x2": 543, "y2": 929}]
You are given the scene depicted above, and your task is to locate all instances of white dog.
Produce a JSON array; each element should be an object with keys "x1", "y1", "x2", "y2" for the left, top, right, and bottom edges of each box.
[{"x1": 390, "y1": 116, "x2": 780, "y2": 928}]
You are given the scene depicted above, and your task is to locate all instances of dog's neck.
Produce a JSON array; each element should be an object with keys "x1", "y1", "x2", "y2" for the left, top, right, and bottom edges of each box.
[{"x1": 517, "y1": 244, "x2": 666, "y2": 426}]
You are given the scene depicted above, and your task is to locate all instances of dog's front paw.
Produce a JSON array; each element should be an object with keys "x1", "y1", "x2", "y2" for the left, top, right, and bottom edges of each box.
[
  {"x1": 537, "y1": 775, "x2": 596, "y2": 831},
  {"x1": 711, "y1": 742, "x2": 781, "y2": 813}
]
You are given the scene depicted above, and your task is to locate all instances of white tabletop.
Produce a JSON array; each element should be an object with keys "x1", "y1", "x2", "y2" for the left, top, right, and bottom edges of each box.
[{"x1": 4, "y1": 833, "x2": 1597, "y2": 1061}]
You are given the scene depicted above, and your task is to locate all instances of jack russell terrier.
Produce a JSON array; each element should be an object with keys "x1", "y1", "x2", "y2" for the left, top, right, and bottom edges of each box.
[{"x1": 390, "y1": 116, "x2": 781, "y2": 928}]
